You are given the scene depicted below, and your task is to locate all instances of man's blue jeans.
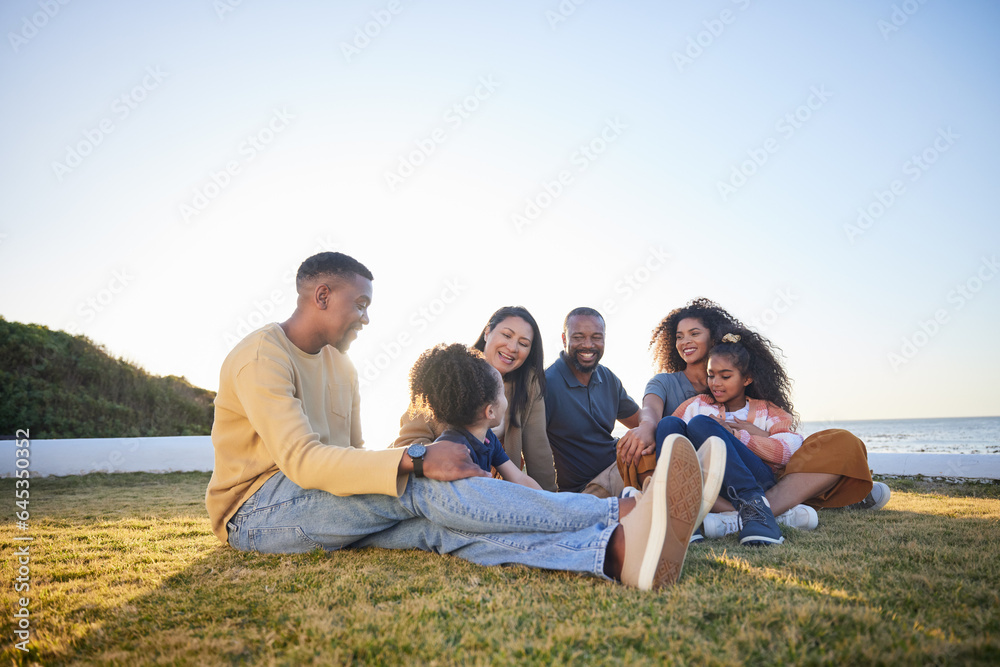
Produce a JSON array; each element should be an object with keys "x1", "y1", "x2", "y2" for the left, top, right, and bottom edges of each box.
[
  {"x1": 655, "y1": 415, "x2": 775, "y2": 499},
  {"x1": 226, "y1": 472, "x2": 619, "y2": 579}
]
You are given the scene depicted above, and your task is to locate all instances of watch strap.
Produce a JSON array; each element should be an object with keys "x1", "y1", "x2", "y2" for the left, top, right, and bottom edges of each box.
[{"x1": 407, "y1": 444, "x2": 426, "y2": 478}]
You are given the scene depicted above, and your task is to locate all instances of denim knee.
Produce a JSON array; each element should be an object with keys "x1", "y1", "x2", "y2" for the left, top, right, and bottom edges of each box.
[
  {"x1": 656, "y1": 416, "x2": 687, "y2": 440},
  {"x1": 687, "y1": 414, "x2": 725, "y2": 445},
  {"x1": 685, "y1": 415, "x2": 776, "y2": 494},
  {"x1": 655, "y1": 416, "x2": 688, "y2": 458}
]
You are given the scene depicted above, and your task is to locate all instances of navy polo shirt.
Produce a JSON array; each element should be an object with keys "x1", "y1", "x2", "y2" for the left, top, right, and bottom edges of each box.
[
  {"x1": 544, "y1": 353, "x2": 639, "y2": 492},
  {"x1": 435, "y1": 427, "x2": 510, "y2": 473}
]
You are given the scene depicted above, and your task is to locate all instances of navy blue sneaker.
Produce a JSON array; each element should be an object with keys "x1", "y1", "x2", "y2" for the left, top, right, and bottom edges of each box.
[{"x1": 726, "y1": 487, "x2": 784, "y2": 546}]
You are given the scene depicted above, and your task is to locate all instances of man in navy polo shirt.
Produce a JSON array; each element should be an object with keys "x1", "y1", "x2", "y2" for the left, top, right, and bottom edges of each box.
[{"x1": 545, "y1": 307, "x2": 640, "y2": 495}]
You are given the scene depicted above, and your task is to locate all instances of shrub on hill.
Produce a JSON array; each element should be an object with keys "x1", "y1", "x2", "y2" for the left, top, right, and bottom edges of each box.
[{"x1": 0, "y1": 317, "x2": 214, "y2": 438}]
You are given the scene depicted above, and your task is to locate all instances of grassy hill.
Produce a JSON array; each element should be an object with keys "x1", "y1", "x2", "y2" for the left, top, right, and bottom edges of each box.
[{"x1": 0, "y1": 317, "x2": 214, "y2": 438}]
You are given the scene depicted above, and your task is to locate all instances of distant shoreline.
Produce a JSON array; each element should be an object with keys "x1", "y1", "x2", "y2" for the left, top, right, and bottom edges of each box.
[
  {"x1": 800, "y1": 416, "x2": 1000, "y2": 455},
  {"x1": 801, "y1": 415, "x2": 1000, "y2": 425}
]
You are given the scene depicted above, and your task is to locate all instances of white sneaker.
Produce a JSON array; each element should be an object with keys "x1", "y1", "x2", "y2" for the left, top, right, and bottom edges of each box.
[
  {"x1": 702, "y1": 511, "x2": 739, "y2": 539},
  {"x1": 775, "y1": 504, "x2": 819, "y2": 531},
  {"x1": 848, "y1": 482, "x2": 891, "y2": 511},
  {"x1": 621, "y1": 486, "x2": 641, "y2": 499},
  {"x1": 696, "y1": 437, "x2": 726, "y2": 526}
]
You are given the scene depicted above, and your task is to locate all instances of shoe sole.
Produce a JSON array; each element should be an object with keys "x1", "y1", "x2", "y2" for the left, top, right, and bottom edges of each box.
[
  {"x1": 696, "y1": 437, "x2": 726, "y2": 526},
  {"x1": 635, "y1": 435, "x2": 671, "y2": 590},
  {"x1": 739, "y1": 534, "x2": 785, "y2": 546},
  {"x1": 649, "y1": 434, "x2": 702, "y2": 590}
]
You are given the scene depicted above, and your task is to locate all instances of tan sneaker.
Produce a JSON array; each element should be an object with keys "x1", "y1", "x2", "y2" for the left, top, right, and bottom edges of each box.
[
  {"x1": 696, "y1": 436, "x2": 727, "y2": 527},
  {"x1": 620, "y1": 434, "x2": 702, "y2": 590}
]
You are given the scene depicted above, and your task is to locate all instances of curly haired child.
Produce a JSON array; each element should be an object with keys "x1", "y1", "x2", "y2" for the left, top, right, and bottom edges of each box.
[
  {"x1": 409, "y1": 343, "x2": 541, "y2": 490},
  {"x1": 656, "y1": 330, "x2": 803, "y2": 546},
  {"x1": 618, "y1": 298, "x2": 745, "y2": 467}
]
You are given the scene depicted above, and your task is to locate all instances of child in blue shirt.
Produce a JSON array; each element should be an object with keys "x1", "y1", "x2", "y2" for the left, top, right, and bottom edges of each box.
[{"x1": 409, "y1": 343, "x2": 542, "y2": 490}]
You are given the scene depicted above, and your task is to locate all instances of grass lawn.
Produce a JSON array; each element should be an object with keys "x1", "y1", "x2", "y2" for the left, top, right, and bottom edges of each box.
[{"x1": 2, "y1": 473, "x2": 999, "y2": 666}]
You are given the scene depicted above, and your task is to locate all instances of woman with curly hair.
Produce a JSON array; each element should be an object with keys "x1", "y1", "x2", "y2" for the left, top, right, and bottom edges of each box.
[
  {"x1": 618, "y1": 299, "x2": 876, "y2": 536},
  {"x1": 408, "y1": 343, "x2": 541, "y2": 489},
  {"x1": 617, "y1": 298, "x2": 741, "y2": 464},
  {"x1": 394, "y1": 306, "x2": 557, "y2": 491}
]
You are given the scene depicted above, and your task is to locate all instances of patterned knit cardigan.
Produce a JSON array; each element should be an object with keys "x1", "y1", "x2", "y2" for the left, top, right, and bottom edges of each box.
[{"x1": 672, "y1": 395, "x2": 802, "y2": 470}]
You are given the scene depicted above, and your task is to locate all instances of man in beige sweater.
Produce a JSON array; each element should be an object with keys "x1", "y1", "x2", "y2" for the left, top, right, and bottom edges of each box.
[{"x1": 205, "y1": 251, "x2": 708, "y2": 590}]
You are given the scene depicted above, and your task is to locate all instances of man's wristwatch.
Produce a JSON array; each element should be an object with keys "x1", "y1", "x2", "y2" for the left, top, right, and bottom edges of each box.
[{"x1": 406, "y1": 443, "x2": 427, "y2": 478}]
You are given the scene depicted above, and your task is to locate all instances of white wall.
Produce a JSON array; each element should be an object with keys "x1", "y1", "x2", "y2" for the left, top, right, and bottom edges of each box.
[
  {"x1": 2, "y1": 437, "x2": 999, "y2": 480},
  {"x1": 3, "y1": 436, "x2": 214, "y2": 477}
]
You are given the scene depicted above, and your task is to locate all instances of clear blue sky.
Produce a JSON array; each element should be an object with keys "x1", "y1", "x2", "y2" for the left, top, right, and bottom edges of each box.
[{"x1": 2, "y1": 0, "x2": 998, "y2": 447}]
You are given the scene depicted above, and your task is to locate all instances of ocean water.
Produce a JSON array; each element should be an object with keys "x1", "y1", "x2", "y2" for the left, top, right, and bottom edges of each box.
[{"x1": 800, "y1": 416, "x2": 1000, "y2": 455}]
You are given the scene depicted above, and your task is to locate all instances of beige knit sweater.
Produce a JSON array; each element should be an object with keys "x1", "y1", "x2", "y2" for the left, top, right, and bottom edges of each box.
[{"x1": 206, "y1": 323, "x2": 405, "y2": 543}]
